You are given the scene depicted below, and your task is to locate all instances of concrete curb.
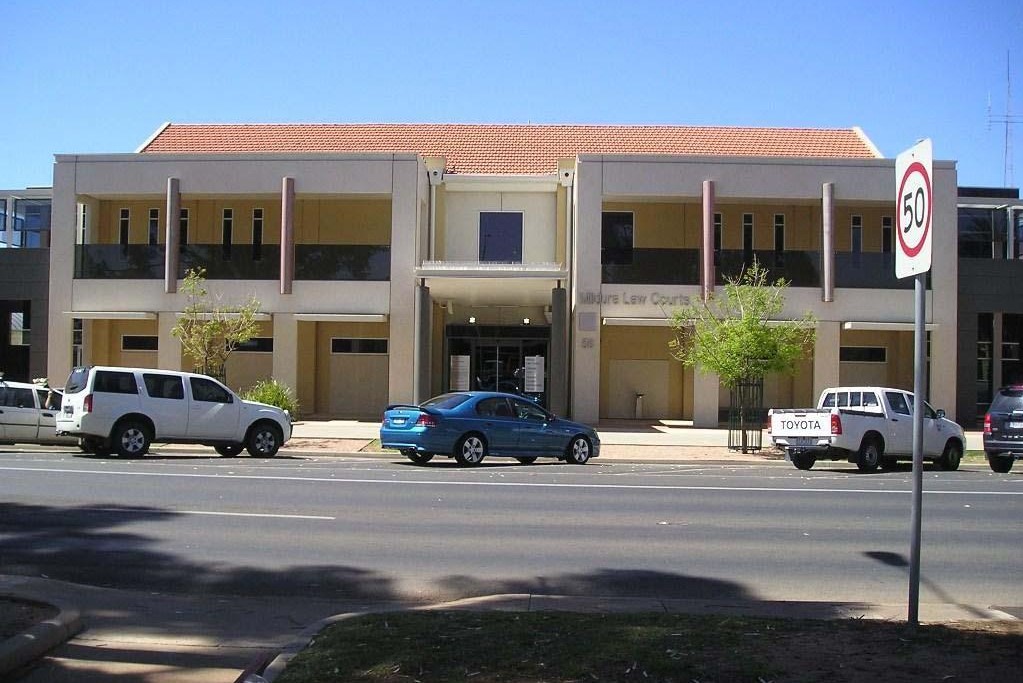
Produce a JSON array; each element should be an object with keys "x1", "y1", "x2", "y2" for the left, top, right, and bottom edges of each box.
[{"x1": 0, "y1": 594, "x2": 83, "y2": 678}]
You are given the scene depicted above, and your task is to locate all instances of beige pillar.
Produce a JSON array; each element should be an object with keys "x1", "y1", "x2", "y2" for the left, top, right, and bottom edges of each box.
[
  {"x1": 280, "y1": 177, "x2": 295, "y2": 295},
  {"x1": 388, "y1": 160, "x2": 421, "y2": 405},
  {"x1": 813, "y1": 321, "x2": 842, "y2": 400},
  {"x1": 821, "y1": 183, "x2": 835, "y2": 302},
  {"x1": 164, "y1": 178, "x2": 180, "y2": 293},
  {"x1": 571, "y1": 159, "x2": 602, "y2": 424},
  {"x1": 157, "y1": 312, "x2": 182, "y2": 370},
  {"x1": 272, "y1": 313, "x2": 298, "y2": 392},
  {"x1": 692, "y1": 370, "x2": 721, "y2": 427},
  {"x1": 702, "y1": 180, "x2": 715, "y2": 301},
  {"x1": 46, "y1": 161, "x2": 78, "y2": 386}
]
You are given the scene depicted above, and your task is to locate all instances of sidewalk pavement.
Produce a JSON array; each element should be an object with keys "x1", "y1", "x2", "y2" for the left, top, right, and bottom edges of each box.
[{"x1": 0, "y1": 419, "x2": 995, "y2": 681}]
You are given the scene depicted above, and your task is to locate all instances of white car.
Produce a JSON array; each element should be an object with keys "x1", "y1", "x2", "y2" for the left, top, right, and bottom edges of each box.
[
  {"x1": 0, "y1": 379, "x2": 78, "y2": 446},
  {"x1": 56, "y1": 366, "x2": 292, "y2": 458}
]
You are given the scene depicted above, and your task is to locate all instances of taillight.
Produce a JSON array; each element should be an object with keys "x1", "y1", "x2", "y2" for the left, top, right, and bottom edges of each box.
[
  {"x1": 984, "y1": 413, "x2": 992, "y2": 434},
  {"x1": 416, "y1": 413, "x2": 438, "y2": 428},
  {"x1": 831, "y1": 413, "x2": 842, "y2": 435},
  {"x1": 83, "y1": 394, "x2": 93, "y2": 414}
]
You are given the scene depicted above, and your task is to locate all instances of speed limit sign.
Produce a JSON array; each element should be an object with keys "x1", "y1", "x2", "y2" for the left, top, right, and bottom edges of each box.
[{"x1": 895, "y1": 139, "x2": 933, "y2": 278}]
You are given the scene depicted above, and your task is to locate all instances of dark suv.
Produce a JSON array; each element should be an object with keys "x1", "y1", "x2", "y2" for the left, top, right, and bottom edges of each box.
[{"x1": 983, "y1": 386, "x2": 1023, "y2": 472}]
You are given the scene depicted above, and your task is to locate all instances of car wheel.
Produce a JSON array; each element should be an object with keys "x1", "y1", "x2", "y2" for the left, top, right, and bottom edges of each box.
[
  {"x1": 856, "y1": 438, "x2": 882, "y2": 472},
  {"x1": 879, "y1": 457, "x2": 899, "y2": 470},
  {"x1": 407, "y1": 451, "x2": 434, "y2": 465},
  {"x1": 565, "y1": 435, "x2": 591, "y2": 464},
  {"x1": 215, "y1": 443, "x2": 244, "y2": 457},
  {"x1": 113, "y1": 421, "x2": 151, "y2": 458},
  {"x1": 454, "y1": 433, "x2": 487, "y2": 466},
  {"x1": 790, "y1": 452, "x2": 815, "y2": 470},
  {"x1": 247, "y1": 422, "x2": 283, "y2": 458},
  {"x1": 938, "y1": 441, "x2": 962, "y2": 471},
  {"x1": 988, "y1": 454, "x2": 1014, "y2": 473},
  {"x1": 516, "y1": 456, "x2": 537, "y2": 465}
]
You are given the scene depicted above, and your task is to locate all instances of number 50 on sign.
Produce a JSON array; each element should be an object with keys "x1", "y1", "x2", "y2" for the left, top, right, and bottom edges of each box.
[{"x1": 895, "y1": 139, "x2": 933, "y2": 279}]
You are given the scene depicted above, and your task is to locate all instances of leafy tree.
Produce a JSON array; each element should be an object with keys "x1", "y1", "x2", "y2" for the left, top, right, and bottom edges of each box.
[
  {"x1": 171, "y1": 268, "x2": 261, "y2": 379},
  {"x1": 668, "y1": 261, "x2": 815, "y2": 386}
]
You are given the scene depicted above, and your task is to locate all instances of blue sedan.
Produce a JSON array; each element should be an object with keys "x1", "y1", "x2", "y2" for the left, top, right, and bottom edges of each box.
[{"x1": 380, "y1": 392, "x2": 600, "y2": 466}]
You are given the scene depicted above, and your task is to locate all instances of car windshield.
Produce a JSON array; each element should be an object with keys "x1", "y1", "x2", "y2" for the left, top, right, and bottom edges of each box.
[
  {"x1": 421, "y1": 393, "x2": 471, "y2": 410},
  {"x1": 990, "y1": 389, "x2": 1023, "y2": 413},
  {"x1": 64, "y1": 367, "x2": 90, "y2": 394}
]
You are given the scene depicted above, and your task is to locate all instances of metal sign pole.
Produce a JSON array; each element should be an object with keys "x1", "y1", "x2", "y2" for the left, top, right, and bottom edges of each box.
[{"x1": 908, "y1": 271, "x2": 927, "y2": 627}]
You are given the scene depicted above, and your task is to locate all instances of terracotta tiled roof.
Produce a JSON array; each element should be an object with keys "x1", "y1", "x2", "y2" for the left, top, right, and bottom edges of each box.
[{"x1": 140, "y1": 123, "x2": 881, "y2": 174}]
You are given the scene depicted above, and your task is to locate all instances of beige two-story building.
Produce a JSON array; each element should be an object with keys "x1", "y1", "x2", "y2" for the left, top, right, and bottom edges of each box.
[{"x1": 46, "y1": 123, "x2": 959, "y2": 424}]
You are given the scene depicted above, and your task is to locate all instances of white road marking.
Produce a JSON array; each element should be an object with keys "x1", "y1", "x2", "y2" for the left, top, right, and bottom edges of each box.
[
  {"x1": 88, "y1": 506, "x2": 335, "y2": 520},
  {"x1": 1, "y1": 466, "x2": 1019, "y2": 496}
]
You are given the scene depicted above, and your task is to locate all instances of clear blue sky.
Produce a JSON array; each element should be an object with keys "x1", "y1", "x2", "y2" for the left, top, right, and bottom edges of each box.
[{"x1": 2, "y1": 0, "x2": 1021, "y2": 190}]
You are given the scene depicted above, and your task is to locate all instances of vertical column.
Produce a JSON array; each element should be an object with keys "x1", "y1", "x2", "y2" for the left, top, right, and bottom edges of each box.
[
  {"x1": 46, "y1": 161, "x2": 77, "y2": 386},
  {"x1": 280, "y1": 177, "x2": 295, "y2": 295},
  {"x1": 165, "y1": 178, "x2": 180, "y2": 294},
  {"x1": 821, "y1": 183, "x2": 835, "y2": 302},
  {"x1": 702, "y1": 180, "x2": 715, "y2": 301},
  {"x1": 813, "y1": 321, "x2": 841, "y2": 400},
  {"x1": 414, "y1": 284, "x2": 432, "y2": 403},
  {"x1": 388, "y1": 160, "x2": 420, "y2": 405},
  {"x1": 571, "y1": 160, "x2": 602, "y2": 424},
  {"x1": 272, "y1": 313, "x2": 298, "y2": 393},
  {"x1": 549, "y1": 286, "x2": 568, "y2": 417},
  {"x1": 157, "y1": 312, "x2": 182, "y2": 370},
  {"x1": 692, "y1": 370, "x2": 721, "y2": 427}
]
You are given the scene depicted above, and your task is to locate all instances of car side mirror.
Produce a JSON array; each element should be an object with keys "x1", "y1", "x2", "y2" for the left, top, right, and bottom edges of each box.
[{"x1": 936, "y1": 409, "x2": 945, "y2": 419}]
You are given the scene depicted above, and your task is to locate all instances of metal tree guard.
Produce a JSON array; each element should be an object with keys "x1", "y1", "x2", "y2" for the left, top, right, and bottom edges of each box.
[{"x1": 728, "y1": 377, "x2": 765, "y2": 453}]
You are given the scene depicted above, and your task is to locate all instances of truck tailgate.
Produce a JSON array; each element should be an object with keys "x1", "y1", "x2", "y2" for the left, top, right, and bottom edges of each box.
[{"x1": 770, "y1": 410, "x2": 832, "y2": 438}]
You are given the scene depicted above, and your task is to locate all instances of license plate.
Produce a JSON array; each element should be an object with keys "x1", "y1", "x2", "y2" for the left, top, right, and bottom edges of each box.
[
  {"x1": 391, "y1": 417, "x2": 407, "y2": 426},
  {"x1": 1009, "y1": 421, "x2": 1023, "y2": 429},
  {"x1": 789, "y1": 436, "x2": 816, "y2": 446}
]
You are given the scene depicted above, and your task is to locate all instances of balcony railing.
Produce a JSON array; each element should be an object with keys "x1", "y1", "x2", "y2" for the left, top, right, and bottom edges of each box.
[
  {"x1": 716, "y1": 250, "x2": 820, "y2": 287},
  {"x1": 295, "y1": 244, "x2": 390, "y2": 280},
  {"x1": 601, "y1": 248, "x2": 701, "y2": 285},
  {"x1": 75, "y1": 244, "x2": 165, "y2": 279},
  {"x1": 834, "y1": 252, "x2": 918, "y2": 290},
  {"x1": 179, "y1": 244, "x2": 280, "y2": 279}
]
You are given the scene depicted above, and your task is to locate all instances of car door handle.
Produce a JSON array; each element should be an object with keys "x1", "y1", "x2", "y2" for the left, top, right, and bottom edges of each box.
[{"x1": 42, "y1": 412, "x2": 54, "y2": 418}]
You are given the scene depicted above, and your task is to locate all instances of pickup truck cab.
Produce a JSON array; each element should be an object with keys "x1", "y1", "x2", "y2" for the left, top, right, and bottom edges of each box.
[
  {"x1": 769, "y1": 387, "x2": 965, "y2": 472},
  {"x1": 56, "y1": 366, "x2": 292, "y2": 458},
  {"x1": 0, "y1": 379, "x2": 77, "y2": 446}
]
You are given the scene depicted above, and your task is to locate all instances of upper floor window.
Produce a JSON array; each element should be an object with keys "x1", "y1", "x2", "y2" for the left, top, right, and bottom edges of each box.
[
  {"x1": 78, "y1": 204, "x2": 87, "y2": 245},
  {"x1": 180, "y1": 208, "x2": 189, "y2": 247},
  {"x1": 252, "y1": 208, "x2": 264, "y2": 261},
  {"x1": 742, "y1": 213, "x2": 754, "y2": 256},
  {"x1": 602, "y1": 211, "x2": 634, "y2": 265},
  {"x1": 0, "y1": 198, "x2": 7, "y2": 247},
  {"x1": 851, "y1": 215, "x2": 863, "y2": 254},
  {"x1": 882, "y1": 216, "x2": 893, "y2": 253},
  {"x1": 122, "y1": 335, "x2": 159, "y2": 351},
  {"x1": 713, "y1": 212, "x2": 722, "y2": 266},
  {"x1": 478, "y1": 211, "x2": 522, "y2": 263},
  {"x1": 958, "y1": 205, "x2": 1016, "y2": 259},
  {"x1": 7, "y1": 198, "x2": 51, "y2": 248},
  {"x1": 222, "y1": 208, "x2": 233, "y2": 260},
  {"x1": 148, "y1": 208, "x2": 160, "y2": 245},
  {"x1": 119, "y1": 208, "x2": 130, "y2": 246},
  {"x1": 331, "y1": 338, "x2": 388, "y2": 354}
]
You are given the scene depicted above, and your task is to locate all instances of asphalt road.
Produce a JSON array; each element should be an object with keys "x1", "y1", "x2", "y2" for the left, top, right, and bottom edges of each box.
[{"x1": 2, "y1": 447, "x2": 1021, "y2": 613}]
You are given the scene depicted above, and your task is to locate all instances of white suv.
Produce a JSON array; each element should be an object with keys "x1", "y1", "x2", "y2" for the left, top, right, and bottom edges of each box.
[{"x1": 56, "y1": 366, "x2": 292, "y2": 458}]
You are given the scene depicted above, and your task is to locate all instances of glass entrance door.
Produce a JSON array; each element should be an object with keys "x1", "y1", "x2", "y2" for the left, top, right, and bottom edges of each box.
[
  {"x1": 474, "y1": 342, "x2": 522, "y2": 394},
  {"x1": 445, "y1": 325, "x2": 549, "y2": 406}
]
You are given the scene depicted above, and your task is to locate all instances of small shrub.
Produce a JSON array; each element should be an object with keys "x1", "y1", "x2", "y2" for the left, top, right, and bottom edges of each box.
[{"x1": 243, "y1": 378, "x2": 300, "y2": 416}]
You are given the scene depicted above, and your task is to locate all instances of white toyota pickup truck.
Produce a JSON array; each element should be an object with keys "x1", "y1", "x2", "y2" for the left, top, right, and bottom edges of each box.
[{"x1": 768, "y1": 386, "x2": 965, "y2": 472}]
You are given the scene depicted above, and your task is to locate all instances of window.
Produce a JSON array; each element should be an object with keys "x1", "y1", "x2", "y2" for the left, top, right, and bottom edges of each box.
[
  {"x1": 476, "y1": 397, "x2": 514, "y2": 418},
  {"x1": 1, "y1": 386, "x2": 35, "y2": 408},
  {"x1": 122, "y1": 335, "x2": 158, "y2": 351},
  {"x1": 882, "y1": 216, "x2": 893, "y2": 253},
  {"x1": 9, "y1": 310, "x2": 29, "y2": 346},
  {"x1": 148, "y1": 208, "x2": 160, "y2": 245},
  {"x1": 331, "y1": 338, "x2": 388, "y2": 354},
  {"x1": 478, "y1": 211, "x2": 522, "y2": 263},
  {"x1": 94, "y1": 370, "x2": 139, "y2": 394},
  {"x1": 190, "y1": 377, "x2": 232, "y2": 403},
  {"x1": 773, "y1": 214, "x2": 785, "y2": 253},
  {"x1": 179, "y1": 208, "x2": 189, "y2": 247},
  {"x1": 13, "y1": 198, "x2": 51, "y2": 232},
  {"x1": 119, "y1": 208, "x2": 130, "y2": 246},
  {"x1": 511, "y1": 397, "x2": 548, "y2": 420},
  {"x1": 72, "y1": 319, "x2": 83, "y2": 368},
  {"x1": 851, "y1": 215, "x2": 863, "y2": 253},
  {"x1": 235, "y1": 337, "x2": 274, "y2": 352},
  {"x1": 601, "y1": 211, "x2": 634, "y2": 265},
  {"x1": 886, "y1": 391, "x2": 911, "y2": 416},
  {"x1": 143, "y1": 373, "x2": 184, "y2": 400},
  {"x1": 0, "y1": 198, "x2": 6, "y2": 245},
  {"x1": 742, "y1": 213, "x2": 754, "y2": 257},
  {"x1": 840, "y1": 346, "x2": 887, "y2": 363},
  {"x1": 78, "y1": 204, "x2": 87, "y2": 244},
  {"x1": 252, "y1": 208, "x2": 264, "y2": 261},
  {"x1": 37, "y1": 388, "x2": 59, "y2": 410},
  {"x1": 222, "y1": 208, "x2": 233, "y2": 260},
  {"x1": 713, "y1": 212, "x2": 722, "y2": 266}
]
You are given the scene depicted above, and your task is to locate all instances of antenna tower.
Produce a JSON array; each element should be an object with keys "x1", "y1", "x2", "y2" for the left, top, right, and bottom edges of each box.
[{"x1": 989, "y1": 50, "x2": 1022, "y2": 186}]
